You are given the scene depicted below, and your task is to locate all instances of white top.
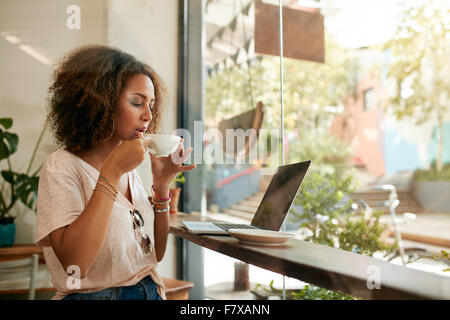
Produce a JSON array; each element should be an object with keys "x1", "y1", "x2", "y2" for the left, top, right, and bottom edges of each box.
[{"x1": 36, "y1": 149, "x2": 165, "y2": 300}]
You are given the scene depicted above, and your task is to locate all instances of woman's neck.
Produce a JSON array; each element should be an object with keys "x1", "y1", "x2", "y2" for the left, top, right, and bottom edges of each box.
[{"x1": 74, "y1": 138, "x2": 122, "y2": 173}]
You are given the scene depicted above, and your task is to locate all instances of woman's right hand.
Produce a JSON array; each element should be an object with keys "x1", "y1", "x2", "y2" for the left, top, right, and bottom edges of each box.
[
  {"x1": 102, "y1": 138, "x2": 153, "y2": 180},
  {"x1": 50, "y1": 137, "x2": 153, "y2": 279}
]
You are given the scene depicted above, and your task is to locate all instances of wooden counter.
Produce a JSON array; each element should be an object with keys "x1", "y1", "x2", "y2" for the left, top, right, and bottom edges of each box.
[{"x1": 169, "y1": 212, "x2": 450, "y2": 300}]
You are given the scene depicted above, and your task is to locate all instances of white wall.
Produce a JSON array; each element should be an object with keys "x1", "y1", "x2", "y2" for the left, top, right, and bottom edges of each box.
[
  {"x1": 1, "y1": 0, "x2": 179, "y2": 279},
  {"x1": 0, "y1": 0, "x2": 107, "y2": 244}
]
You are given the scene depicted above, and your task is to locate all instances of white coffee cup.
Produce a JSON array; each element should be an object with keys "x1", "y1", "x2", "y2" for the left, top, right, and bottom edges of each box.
[{"x1": 144, "y1": 134, "x2": 181, "y2": 157}]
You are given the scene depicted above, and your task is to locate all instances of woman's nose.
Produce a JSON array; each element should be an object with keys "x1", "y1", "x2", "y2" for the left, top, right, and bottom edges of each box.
[{"x1": 142, "y1": 104, "x2": 152, "y2": 122}]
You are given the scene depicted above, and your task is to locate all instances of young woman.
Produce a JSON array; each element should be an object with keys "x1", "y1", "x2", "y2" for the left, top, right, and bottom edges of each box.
[{"x1": 36, "y1": 45, "x2": 195, "y2": 300}]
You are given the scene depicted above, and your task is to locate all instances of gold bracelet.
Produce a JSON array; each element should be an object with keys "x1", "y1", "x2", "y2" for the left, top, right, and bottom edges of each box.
[
  {"x1": 97, "y1": 181, "x2": 118, "y2": 197},
  {"x1": 152, "y1": 205, "x2": 170, "y2": 211},
  {"x1": 150, "y1": 197, "x2": 170, "y2": 206},
  {"x1": 93, "y1": 188, "x2": 116, "y2": 201},
  {"x1": 99, "y1": 175, "x2": 118, "y2": 194}
]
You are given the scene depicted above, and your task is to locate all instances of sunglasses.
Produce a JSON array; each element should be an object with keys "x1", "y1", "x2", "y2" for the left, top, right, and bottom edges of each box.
[{"x1": 129, "y1": 209, "x2": 152, "y2": 256}]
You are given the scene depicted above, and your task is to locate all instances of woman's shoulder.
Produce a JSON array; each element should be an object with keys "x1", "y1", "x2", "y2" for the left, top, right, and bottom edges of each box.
[
  {"x1": 39, "y1": 149, "x2": 87, "y2": 198},
  {"x1": 42, "y1": 149, "x2": 78, "y2": 174}
]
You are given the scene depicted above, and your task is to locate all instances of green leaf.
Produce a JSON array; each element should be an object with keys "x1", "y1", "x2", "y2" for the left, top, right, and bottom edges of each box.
[
  {"x1": 0, "y1": 118, "x2": 13, "y2": 130},
  {"x1": 1, "y1": 170, "x2": 39, "y2": 211},
  {"x1": 0, "y1": 131, "x2": 19, "y2": 160},
  {"x1": 0, "y1": 139, "x2": 9, "y2": 160},
  {"x1": 175, "y1": 172, "x2": 186, "y2": 184},
  {"x1": 3, "y1": 132, "x2": 18, "y2": 154},
  {"x1": 1, "y1": 170, "x2": 14, "y2": 184},
  {"x1": 14, "y1": 174, "x2": 39, "y2": 211}
]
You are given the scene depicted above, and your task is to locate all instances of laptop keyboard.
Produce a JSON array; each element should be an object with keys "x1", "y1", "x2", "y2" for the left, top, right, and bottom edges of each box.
[{"x1": 213, "y1": 223, "x2": 257, "y2": 231}]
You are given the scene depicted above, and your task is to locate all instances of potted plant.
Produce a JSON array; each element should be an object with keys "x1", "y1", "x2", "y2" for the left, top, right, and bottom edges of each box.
[
  {"x1": 412, "y1": 162, "x2": 450, "y2": 213},
  {"x1": 169, "y1": 172, "x2": 185, "y2": 214},
  {"x1": 0, "y1": 118, "x2": 45, "y2": 247}
]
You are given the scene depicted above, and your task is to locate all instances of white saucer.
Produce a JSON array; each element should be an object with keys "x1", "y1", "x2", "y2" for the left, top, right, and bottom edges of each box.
[
  {"x1": 227, "y1": 229, "x2": 294, "y2": 245},
  {"x1": 238, "y1": 240, "x2": 288, "y2": 247}
]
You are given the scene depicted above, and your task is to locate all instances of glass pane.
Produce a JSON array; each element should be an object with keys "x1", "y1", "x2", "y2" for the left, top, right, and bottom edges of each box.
[
  {"x1": 204, "y1": 0, "x2": 450, "y2": 301},
  {"x1": 278, "y1": 0, "x2": 450, "y2": 300},
  {"x1": 203, "y1": 0, "x2": 287, "y2": 299}
]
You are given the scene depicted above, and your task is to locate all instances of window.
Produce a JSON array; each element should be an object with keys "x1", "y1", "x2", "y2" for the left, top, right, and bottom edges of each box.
[{"x1": 186, "y1": 0, "x2": 450, "y2": 300}]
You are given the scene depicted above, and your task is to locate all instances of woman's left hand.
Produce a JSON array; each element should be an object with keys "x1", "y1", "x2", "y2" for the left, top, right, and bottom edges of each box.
[{"x1": 149, "y1": 139, "x2": 196, "y2": 189}]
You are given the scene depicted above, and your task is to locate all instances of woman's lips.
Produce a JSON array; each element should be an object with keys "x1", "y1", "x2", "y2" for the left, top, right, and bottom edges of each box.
[{"x1": 135, "y1": 127, "x2": 147, "y2": 137}]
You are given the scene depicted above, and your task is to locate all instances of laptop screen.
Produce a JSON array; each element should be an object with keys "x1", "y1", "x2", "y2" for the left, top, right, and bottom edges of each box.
[{"x1": 251, "y1": 160, "x2": 311, "y2": 231}]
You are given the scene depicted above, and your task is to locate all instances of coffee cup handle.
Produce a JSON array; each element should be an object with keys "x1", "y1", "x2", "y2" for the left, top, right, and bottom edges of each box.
[
  {"x1": 145, "y1": 146, "x2": 157, "y2": 155},
  {"x1": 145, "y1": 147, "x2": 167, "y2": 157}
]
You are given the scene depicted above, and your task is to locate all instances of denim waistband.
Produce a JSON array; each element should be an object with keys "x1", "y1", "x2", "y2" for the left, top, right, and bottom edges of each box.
[{"x1": 63, "y1": 275, "x2": 162, "y2": 300}]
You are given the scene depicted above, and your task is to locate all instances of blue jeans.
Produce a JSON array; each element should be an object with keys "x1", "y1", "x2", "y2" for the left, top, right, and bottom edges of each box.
[{"x1": 63, "y1": 276, "x2": 163, "y2": 300}]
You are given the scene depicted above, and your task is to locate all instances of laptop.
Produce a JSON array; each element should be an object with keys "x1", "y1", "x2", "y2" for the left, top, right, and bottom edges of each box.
[{"x1": 182, "y1": 160, "x2": 311, "y2": 234}]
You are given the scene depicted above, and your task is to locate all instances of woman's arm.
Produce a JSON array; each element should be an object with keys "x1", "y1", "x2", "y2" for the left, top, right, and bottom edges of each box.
[
  {"x1": 49, "y1": 165, "x2": 120, "y2": 279},
  {"x1": 152, "y1": 183, "x2": 170, "y2": 262},
  {"x1": 149, "y1": 139, "x2": 196, "y2": 262},
  {"x1": 48, "y1": 138, "x2": 153, "y2": 278}
]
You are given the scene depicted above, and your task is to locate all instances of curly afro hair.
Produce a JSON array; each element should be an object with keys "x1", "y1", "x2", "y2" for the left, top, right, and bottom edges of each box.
[{"x1": 47, "y1": 45, "x2": 167, "y2": 153}]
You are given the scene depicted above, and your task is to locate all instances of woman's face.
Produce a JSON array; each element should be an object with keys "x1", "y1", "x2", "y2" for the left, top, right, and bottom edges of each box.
[{"x1": 114, "y1": 73, "x2": 155, "y2": 141}]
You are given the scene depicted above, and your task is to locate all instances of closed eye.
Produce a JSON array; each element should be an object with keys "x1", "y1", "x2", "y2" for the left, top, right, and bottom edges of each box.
[
  {"x1": 131, "y1": 102, "x2": 154, "y2": 112},
  {"x1": 130, "y1": 94, "x2": 154, "y2": 111}
]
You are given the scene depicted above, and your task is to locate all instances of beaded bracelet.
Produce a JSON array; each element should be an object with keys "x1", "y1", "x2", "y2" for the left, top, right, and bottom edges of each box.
[
  {"x1": 152, "y1": 202, "x2": 170, "y2": 209},
  {"x1": 150, "y1": 197, "x2": 170, "y2": 206},
  {"x1": 151, "y1": 185, "x2": 172, "y2": 201},
  {"x1": 154, "y1": 207, "x2": 169, "y2": 213}
]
